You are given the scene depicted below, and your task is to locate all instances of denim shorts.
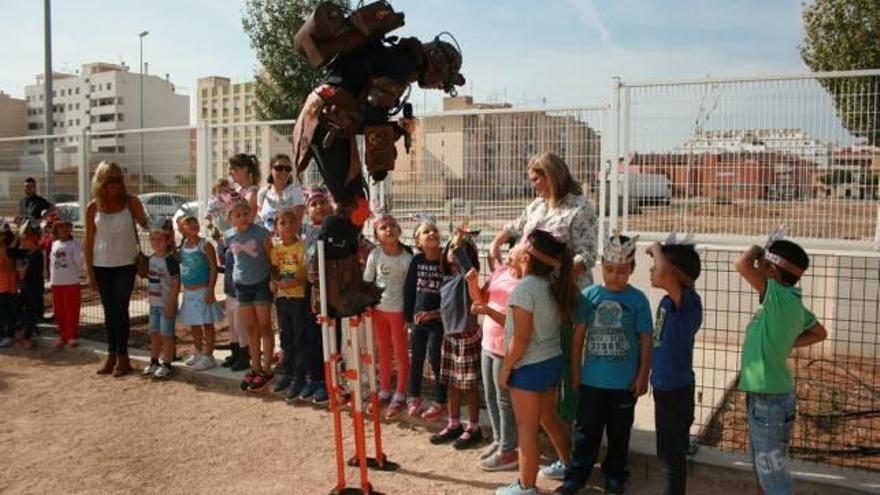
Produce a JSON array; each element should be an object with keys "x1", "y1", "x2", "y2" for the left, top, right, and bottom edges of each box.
[
  {"x1": 148, "y1": 306, "x2": 177, "y2": 337},
  {"x1": 509, "y1": 354, "x2": 563, "y2": 392},
  {"x1": 747, "y1": 392, "x2": 796, "y2": 495},
  {"x1": 234, "y1": 278, "x2": 273, "y2": 306}
]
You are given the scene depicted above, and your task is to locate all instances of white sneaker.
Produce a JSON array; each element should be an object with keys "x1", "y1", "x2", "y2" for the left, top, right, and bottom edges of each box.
[
  {"x1": 191, "y1": 354, "x2": 217, "y2": 371},
  {"x1": 184, "y1": 353, "x2": 202, "y2": 366},
  {"x1": 538, "y1": 459, "x2": 568, "y2": 480},
  {"x1": 142, "y1": 362, "x2": 160, "y2": 377},
  {"x1": 154, "y1": 364, "x2": 172, "y2": 379}
]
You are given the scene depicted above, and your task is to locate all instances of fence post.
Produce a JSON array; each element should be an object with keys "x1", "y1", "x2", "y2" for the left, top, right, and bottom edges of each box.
[
  {"x1": 621, "y1": 83, "x2": 631, "y2": 233},
  {"x1": 609, "y1": 77, "x2": 622, "y2": 234},
  {"x1": 78, "y1": 129, "x2": 90, "y2": 224},
  {"x1": 196, "y1": 122, "x2": 211, "y2": 222}
]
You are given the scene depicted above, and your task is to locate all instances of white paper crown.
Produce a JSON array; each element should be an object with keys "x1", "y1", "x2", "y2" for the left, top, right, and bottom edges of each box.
[
  {"x1": 411, "y1": 212, "x2": 438, "y2": 227},
  {"x1": 765, "y1": 225, "x2": 786, "y2": 248},
  {"x1": 603, "y1": 230, "x2": 639, "y2": 264},
  {"x1": 663, "y1": 231, "x2": 695, "y2": 246}
]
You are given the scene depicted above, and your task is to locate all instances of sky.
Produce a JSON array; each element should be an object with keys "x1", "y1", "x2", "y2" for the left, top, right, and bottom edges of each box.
[{"x1": 1, "y1": 0, "x2": 812, "y2": 122}]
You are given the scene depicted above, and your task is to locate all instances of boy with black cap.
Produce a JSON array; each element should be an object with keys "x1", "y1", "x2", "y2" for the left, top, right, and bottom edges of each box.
[
  {"x1": 734, "y1": 227, "x2": 827, "y2": 495},
  {"x1": 646, "y1": 234, "x2": 703, "y2": 495}
]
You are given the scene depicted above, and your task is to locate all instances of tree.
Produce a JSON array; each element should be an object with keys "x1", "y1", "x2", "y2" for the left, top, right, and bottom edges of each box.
[
  {"x1": 242, "y1": 0, "x2": 349, "y2": 120},
  {"x1": 800, "y1": 0, "x2": 880, "y2": 145}
]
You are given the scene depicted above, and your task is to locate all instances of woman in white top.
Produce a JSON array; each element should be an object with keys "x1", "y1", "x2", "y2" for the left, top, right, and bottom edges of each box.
[
  {"x1": 256, "y1": 154, "x2": 305, "y2": 231},
  {"x1": 85, "y1": 161, "x2": 149, "y2": 377}
]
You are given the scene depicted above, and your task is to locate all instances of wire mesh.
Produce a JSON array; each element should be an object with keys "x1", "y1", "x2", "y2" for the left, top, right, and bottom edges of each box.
[
  {"x1": 693, "y1": 246, "x2": 880, "y2": 472},
  {"x1": 621, "y1": 72, "x2": 880, "y2": 246}
]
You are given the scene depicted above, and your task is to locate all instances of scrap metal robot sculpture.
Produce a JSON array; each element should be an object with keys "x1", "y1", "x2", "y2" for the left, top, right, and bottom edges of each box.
[{"x1": 291, "y1": 2, "x2": 464, "y2": 494}]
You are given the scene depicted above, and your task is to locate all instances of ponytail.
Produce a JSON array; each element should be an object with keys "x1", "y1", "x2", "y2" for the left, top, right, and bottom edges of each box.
[
  {"x1": 229, "y1": 153, "x2": 261, "y2": 185},
  {"x1": 526, "y1": 230, "x2": 577, "y2": 323}
]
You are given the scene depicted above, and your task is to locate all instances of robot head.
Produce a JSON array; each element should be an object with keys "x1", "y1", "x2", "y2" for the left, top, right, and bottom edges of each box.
[{"x1": 419, "y1": 36, "x2": 465, "y2": 95}]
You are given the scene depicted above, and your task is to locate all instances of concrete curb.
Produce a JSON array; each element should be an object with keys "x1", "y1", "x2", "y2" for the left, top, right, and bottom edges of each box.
[{"x1": 31, "y1": 327, "x2": 880, "y2": 494}]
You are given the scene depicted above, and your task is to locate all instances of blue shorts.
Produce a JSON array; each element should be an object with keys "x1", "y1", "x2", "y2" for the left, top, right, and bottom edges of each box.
[
  {"x1": 509, "y1": 355, "x2": 563, "y2": 392},
  {"x1": 148, "y1": 306, "x2": 176, "y2": 337},
  {"x1": 234, "y1": 279, "x2": 273, "y2": 306},
  {"x1": 747, "y1": 392, "x2": 796, "y2": 495}
]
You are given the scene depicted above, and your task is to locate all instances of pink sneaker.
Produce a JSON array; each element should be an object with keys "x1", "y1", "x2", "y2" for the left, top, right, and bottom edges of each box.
[
  {"x1": 406, "y1": 398, "x2": 422, "y2": 417},
  {"x1": 420, "y1": 402, "x2": 443, "y2": 421},
  {"x1": 385, "y1": 399, "x2": 405, "y2": 419}
]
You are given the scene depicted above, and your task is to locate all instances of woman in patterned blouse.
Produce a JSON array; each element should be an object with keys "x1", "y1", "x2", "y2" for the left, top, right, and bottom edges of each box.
[{"x1": 488, "y1": 152, "x2": 598, "y2": 289}]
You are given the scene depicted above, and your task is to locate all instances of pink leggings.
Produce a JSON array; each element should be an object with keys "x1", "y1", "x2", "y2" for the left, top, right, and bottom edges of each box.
[{"x1": 372, "y1": 310, "x2": 409, "y2": 396}]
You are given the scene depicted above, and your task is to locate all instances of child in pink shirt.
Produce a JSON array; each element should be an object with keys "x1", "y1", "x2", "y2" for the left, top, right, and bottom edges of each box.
[{"x1": 466, "y1": 245, "x2": 523, "y2": 471}]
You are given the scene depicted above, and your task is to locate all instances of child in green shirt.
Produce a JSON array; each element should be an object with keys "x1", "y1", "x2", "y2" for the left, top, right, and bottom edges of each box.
[{"x1": 734, "y1": 232, "x2": 827, "y2": 495}]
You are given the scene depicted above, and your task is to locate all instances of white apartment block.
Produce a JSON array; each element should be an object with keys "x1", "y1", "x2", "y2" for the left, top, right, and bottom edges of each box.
[
  {"x1": 23, "y1": 62, "x2": 190, "y2": 190},
  {"x1": 197, "y1": 76, "x2": 261, "y2": 178},
  {"x1": 677, "y1": 128, "x2": 830, "y2": 169}
]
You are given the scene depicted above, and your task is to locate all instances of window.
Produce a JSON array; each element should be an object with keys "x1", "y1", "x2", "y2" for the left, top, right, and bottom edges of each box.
[
  {"x1": 75, "y1": 87, "x2": 80, "y2": 95},
  {"x1": 106, "y1": 83, "x2": 112, "y2": 90},
  {"x1": 90, "y1": 85, "x2": 95, "y2": 91},
  {"x1": 117, "y1": 97, "x2": 124, "y2": 105},
  {"x1": 28, "y1": 123, "x2": 39, "y2": 130},
  {"x1": 76, "y1": 103, "x2": 80, "y2": 110},
  {"x1": 76, "y1": 119, "x2": 80, "y2": 126},
  {"x1": 39, "y1": 95, "x2": 43, "y2": 101},
  {"x1": 68, "y1": 104, "x2": 73, "y2": 110},
  {"x1": 117, "y1": 113, "x2": 124, "y2": 122},
  {"x1": 68, "y1": 120, "x2": 73, "y2": 126},
  {"x1": 201, "y1": 88, "x2": 208, "y2": 97}
]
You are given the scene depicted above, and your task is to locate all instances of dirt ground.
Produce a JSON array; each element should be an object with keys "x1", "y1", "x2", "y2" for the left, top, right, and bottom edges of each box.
[
  {"x1": 0, "y1": 348, "x2": 871, "y2": 495},
  {"x1": 702, "y1": 356, "x2": 880, "y2": 473}
]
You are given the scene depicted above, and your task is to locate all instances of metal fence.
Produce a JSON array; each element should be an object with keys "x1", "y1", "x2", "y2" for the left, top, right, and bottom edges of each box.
[
  {"x1": 692, "y1": 245, "x2": 880, "y2": 472},
  {"x1": 3, "y1": 69, "x2": 880, "y2": 475},
  {"x1": 615, "y1": 70, "x2": 880, "y2": 248}
]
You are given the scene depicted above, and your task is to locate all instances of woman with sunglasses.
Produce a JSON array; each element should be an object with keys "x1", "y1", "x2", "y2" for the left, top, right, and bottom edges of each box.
[
  {"x1": 84, "y1": 161, "x2": 149, "y2": 377},
  {"x1": 256, "y1": 154, "x2": 305, "y2": 232}
]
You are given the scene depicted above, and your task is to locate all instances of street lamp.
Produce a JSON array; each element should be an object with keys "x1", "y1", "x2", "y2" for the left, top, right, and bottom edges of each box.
[{"x1": 138, "y1": 30, "x2": 149, "y2": 194}]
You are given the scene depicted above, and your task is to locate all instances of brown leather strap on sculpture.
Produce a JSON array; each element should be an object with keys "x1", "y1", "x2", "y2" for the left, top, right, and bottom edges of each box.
[{"x1": 364, "y1": 125, "x2": 398, "y2": 177}]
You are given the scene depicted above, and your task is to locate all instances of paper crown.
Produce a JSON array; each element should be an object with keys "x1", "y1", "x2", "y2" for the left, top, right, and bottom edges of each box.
[
  {"x1": 603, "y1": 230, "x2": 639, "y2": 264},
  {"x1": 305, "y1": 186, "x2": 329, "y2": 203},
  {"x1": 663, "y1": 231, "x2": 695, "y2": 246},
  {"x1": 765, "y1": 224, "x2": 786, "y2": 248}
]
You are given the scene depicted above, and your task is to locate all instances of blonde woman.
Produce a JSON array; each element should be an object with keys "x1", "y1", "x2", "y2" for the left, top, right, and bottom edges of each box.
[
  {"x1": 487, "y1": 152, "x2": 598, "y2": 478},
  {"x1": 85, "y1": 161, "x2": 149, "y2": 377}
]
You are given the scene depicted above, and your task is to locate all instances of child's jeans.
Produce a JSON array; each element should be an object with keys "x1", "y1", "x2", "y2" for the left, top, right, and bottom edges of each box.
[
  {"x1": 0, "y1": 293, "x2": 13, "y2": 339},
  {"x1": 52, "y1": 284, "x2": 81, "y2": 343},
  {"x1": 747, "y1": 392, "x2": 796, "y2": 495},
  {"x1": 562, "y1": 385, "x2": 637, "y2": 492},
  {"x1": 372, "y1": 309, "x2": 409, "y2": 396},
  {"x1": 408, "y1": 319, "x2": 447, "y2": 404},
  {"x1": 276, "y1": 297, "x2": 318, "y2": 383},
  {"x1": 654, "y1": 384, "x2": 694, "y2": 495}
]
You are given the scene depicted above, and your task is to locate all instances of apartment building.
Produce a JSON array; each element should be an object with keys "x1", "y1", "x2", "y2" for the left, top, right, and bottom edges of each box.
[
  {"x1": 393, "y1": 96, "x2": 602, "y2": 204},
  {"x1": 22, "y1": 62, "x2": 190, "y2": 191}
]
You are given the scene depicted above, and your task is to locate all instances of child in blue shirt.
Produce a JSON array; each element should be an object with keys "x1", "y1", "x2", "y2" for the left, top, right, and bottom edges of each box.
[
  {"x1": 647, "y1": 237, "x2": 703, "y2": 495},
  {"x1": 555, "y1": 234, "x2": 652, "y2": 495}
]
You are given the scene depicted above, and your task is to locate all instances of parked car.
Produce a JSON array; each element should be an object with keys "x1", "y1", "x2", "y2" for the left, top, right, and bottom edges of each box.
[
  {"x1": 172, "y1": 201, "x2": 199, "y2": 227},
  {"x1": 49, "y1": 192, "x2": 77, "y2": 204},
  {"x1": 139, "y1": 193, "x2": 189, "y2": 220},
  {"x1": 55, "y1": 202, "x2": 81, "y2": 224}
]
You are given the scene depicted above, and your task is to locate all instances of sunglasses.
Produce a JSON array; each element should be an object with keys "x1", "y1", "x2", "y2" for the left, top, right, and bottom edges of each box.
[{"x1": 273, "y1": 165, "x2": 292, "y2": 172}]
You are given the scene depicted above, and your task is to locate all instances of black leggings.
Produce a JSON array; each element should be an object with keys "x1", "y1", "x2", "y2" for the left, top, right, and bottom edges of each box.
[{"x1": 93, "y1": 265, "x2": 136, "y2": 355}]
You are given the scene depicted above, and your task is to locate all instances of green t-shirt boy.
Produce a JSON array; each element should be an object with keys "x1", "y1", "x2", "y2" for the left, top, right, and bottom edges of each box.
[{"x1": 739, "y1": 279, "x2": 817, "y2": 394}]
